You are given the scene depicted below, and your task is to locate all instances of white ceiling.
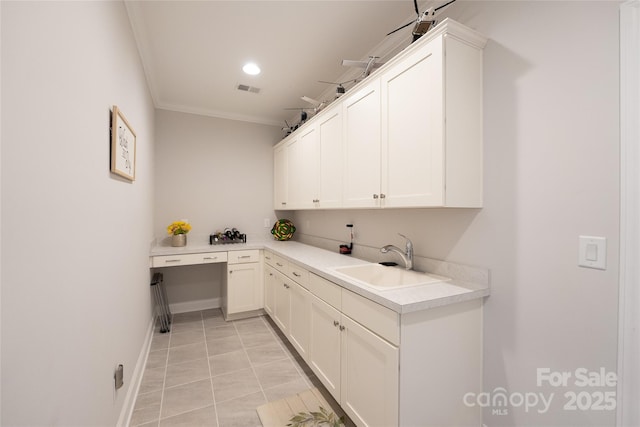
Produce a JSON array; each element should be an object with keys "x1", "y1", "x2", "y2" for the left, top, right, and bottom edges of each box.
[{"x1": 125, "y1": 1, "x2": 434, "y2": 128}]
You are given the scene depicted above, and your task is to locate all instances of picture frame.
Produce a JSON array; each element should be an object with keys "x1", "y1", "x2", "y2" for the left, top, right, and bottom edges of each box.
[{"x1": 111, "y1": 105, "x2": 136, "y2": 181}]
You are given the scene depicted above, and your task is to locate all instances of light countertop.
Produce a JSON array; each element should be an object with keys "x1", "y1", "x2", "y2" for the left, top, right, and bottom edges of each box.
[{"x1": 150, "y1": 236, "x2": 490, "y2": 314}]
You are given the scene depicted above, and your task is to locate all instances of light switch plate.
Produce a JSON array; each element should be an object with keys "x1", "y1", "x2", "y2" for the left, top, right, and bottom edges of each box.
[{"x1": 578, "y1": 236, "x2": 607, "y2": 270}]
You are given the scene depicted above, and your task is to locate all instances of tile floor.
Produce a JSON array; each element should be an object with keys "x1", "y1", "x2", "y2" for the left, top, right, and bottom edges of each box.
[{"x1": 130, "y1": 309, "x2": 321, "y2": 427}]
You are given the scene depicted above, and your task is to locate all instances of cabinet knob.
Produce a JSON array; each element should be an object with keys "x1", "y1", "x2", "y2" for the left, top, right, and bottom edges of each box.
[
  {"x1": 284, "y1": 284, "x2": 290, "y2": 289},
  {"x1": 312, "y1": 199, "x2": 320, "y2": 203},
  {"x1": 339, "y1": 325, "x2": 345, "y2": 331},
  {"x1": 333, "y1": 320, "x2": 339, "y2": 327},
  {"x1": 373, "y1": 194, "x2": 379, "y2": 199},
  {"x1": 380, "y1": 193, "x2": 386, "y2": 199}
]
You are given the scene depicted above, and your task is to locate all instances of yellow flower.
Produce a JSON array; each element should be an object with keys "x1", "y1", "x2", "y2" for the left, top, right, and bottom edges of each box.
[{"x1": 167, "y1": 220, "x2": 192, "y2": 235}]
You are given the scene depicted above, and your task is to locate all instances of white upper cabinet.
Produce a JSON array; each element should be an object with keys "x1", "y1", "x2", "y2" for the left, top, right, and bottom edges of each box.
[
  {"x1": 380, "y1": 35, "x2": 444, "y2": 207},
  {"x1": 273, "y1": 19, "x2": 487, "y2": 210},
  {"x1": 380, "y1": 30, "x2": 485, "y2": 207},
  {"x1": 273, "y1": 143, "x2": 288, "y2": 209},
  {"x1": 317, "y1": 104, "x2": 343, "y2": 208},
  {"x1": 342, "y1": 79, "x2": 382, "y2": 208},
  {"x1": 287, "y1": 126, "x2": 319, "y2": 209}
]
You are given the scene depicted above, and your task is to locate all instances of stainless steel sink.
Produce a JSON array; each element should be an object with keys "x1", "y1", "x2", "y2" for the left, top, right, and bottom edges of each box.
[{"x1": 331, "y1": 263, "x2": 449, "y2": 290}]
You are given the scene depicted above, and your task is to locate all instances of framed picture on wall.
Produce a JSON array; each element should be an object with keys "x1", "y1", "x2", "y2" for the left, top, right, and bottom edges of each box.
[{"x1": 110, "y1": 105, "x2": 136, "y2": 181}]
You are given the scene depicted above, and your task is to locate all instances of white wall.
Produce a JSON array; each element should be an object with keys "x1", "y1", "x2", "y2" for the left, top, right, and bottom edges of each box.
[
  {"x1": 1, "y1": 2, "x2": 155, "y2": 425},
  {"x1": 290, "y1": 2, "x2": 621, "y2": 426},
  {"x1": 154, "y1": 109, "x2": 281, "y2": 307}
]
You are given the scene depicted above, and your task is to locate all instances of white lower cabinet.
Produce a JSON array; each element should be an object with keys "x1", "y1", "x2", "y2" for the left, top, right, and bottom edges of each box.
[
  {"x1": 222, "y1": 250, "x2": 262, "y2": 320},
  {"x1": 340, "y1": 315, "x2": 399, "y2": 427},
  {"x1": 273, "y1": 273, "x2": 291, "y2": 334},
  {"x1": 265, "y1": 265, "x2": 482, "y2": 427},
  {"x1": 307, "y1": 275, "x2": 399, "y2": 427},
  {"x1": 289, "y1": 282, "x2": 311, "y2": 359},
  {"x1": 309, "y1": 294, "x2": 342, "y2": 399},
  {"x1": 263, "y1": 264, "x2": 276, "y2": 316}
]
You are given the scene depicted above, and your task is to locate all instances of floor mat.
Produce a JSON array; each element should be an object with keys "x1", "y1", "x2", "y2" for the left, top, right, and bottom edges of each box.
[{"x1": 257, "y1": 387, "x2": 347, "y2": 427}]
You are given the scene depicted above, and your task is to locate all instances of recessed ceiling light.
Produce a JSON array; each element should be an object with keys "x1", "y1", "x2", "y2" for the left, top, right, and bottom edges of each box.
[{"x1": 242, "y1": 62, "x2": 261, "y2": 75}]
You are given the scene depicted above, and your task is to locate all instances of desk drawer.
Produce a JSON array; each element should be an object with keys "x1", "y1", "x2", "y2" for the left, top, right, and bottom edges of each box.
[
  {"x1": 228, "y1": 249, "x2": 260, "y2": 264},
  {"x1": 151, "y1": 252, "x2": 227, "y2": 268}
]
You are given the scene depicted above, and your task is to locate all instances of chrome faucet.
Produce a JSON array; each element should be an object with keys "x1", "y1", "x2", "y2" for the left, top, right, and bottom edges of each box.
[{"x1": 381, "y1": 233, "x2": 414, "y2": 270}]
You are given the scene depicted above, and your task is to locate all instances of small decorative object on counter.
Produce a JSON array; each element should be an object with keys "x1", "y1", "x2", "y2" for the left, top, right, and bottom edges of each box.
[
  {"x1": 209, "y1": 227, "x2": 247, "y2": 245},
  {"x1": 339, "y1": 223, "x2": 354, "y2": 255},
  {"x1": 167, "y1": 220, "x2": 191, "y2": 247},
  {"x1": 271, "y1": 219, "x2": 296, "y2": 241}
]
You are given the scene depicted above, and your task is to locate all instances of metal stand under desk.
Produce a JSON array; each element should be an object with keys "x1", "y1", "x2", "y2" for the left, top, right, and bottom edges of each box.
[{"x1": 150, "y1": 272, "x2": 172, "y2": 333}]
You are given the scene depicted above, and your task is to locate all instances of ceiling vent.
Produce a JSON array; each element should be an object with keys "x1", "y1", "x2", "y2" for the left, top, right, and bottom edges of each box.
[{"x1": 236, "y1": 84, "x2": 261, "y2": 94}]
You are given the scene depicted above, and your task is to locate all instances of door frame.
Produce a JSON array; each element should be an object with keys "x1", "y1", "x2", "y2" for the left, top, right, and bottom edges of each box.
[{"x1": 618, "y1": 1, "x2": 640, "y2": 425}]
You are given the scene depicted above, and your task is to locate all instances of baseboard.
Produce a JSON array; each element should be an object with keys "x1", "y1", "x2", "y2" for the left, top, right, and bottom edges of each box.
[
  {"x1": 117, "y1": 314, "x2": 155, "y2": 427},
  {"x1": 169, "y1": 297, "x2": 220, "y2": 314}
]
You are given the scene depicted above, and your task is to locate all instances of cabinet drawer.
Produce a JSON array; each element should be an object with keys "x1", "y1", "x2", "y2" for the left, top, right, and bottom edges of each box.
[
  {"x1": 270, "y1": 253, "x2": 289, "y2": 273},
  {"x1": 288, "y1": 263, "x2": 309, "y2": 287},
  {"x1": 308, "y1": 273, "x2": 341, "y2": 310},
  {"x1": 151, "y1": 252, "x2": 227, "y2": 268},
  {"x1": 263, "y1": 250, "x2": 276, "y2": 267},
  {"x1": 342, "y1": 289, "x2": 399, "y2": 345},
  {"x1": 228, "y1": 249, "x2": 260, "y2": 264}
]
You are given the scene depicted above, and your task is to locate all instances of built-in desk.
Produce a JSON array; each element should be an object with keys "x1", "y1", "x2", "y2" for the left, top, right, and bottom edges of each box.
[{"x1": 150, "y1": 241, "x2": 263, "y2": 320}]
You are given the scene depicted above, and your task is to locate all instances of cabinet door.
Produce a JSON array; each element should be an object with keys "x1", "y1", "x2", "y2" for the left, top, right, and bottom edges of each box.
[
  {"x1": 317, "y1": 105, "x2": 343, "y2": 208},
  {"x1": 289, "y1": 282, "x2": 311, "y2": 360},
  {"x1": 273, "y1": 273, "x2": 291, "y2": 334},
  {"x1": 343, "y1": 79, "x2": 382, "y2": 208},
  {"x1": 273, "y1": 142, "x2": 289, "y2": 210},
  {"x1": 381, "y1": 35, "x2": 444, "y2": 207},
  {"x1": 308, "y1": 295, "x2": 342, "y2": 401},
  {"x1": 287, "y1": 126, "x2": 319, "y2": 209},
  {"x1": 227, "y1": 263, "x2": 262, "y2": 314},
  {"x1": 340, "y1": 315, "x2": 399, "y2": 427},
  {"x1": 263, "y1": 264, "x2": 276, "y2": 316}
]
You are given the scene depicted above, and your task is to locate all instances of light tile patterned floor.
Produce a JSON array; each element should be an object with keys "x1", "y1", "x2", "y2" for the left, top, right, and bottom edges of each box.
[{"x1": 130, "y1": 309, "x2": 319, "y2": 427}]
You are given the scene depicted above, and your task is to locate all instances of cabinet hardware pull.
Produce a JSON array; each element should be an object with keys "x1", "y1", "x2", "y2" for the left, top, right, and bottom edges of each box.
[
  {"x1": 380, "y1": 193, "x2": 386, "y2": 199},
  {"x1": 165, "y1": 259, "x2": 181, "y2": 263},
  {"x1": 333, "y1": 320, "x2": 339, "y2": 327},
  {"x1": 229, "y1": 270, "x2": 233, "y2": 274},
  {"x1": 312, "y1": 199, "x2": 319, "y2": 203},
  {"x1": 269, "y1": 273, "x2": 274, "y2": 276},
  {"x1": 238, "y1": 255, "x2": 251, "y2": 259},
  {"x1": 265, "y1": 256, "x2": 271, "y2": 260},
  {"x1": 284, "y1": 284, "x2": 290, "y2": 289},
  {"x1": 276, "y1": 262, "x2": 284, "y2": 267},
  {"x1": 339, "y1": 325, "x2": 345, "y2": 331},
  {"x1": 203, "y1": 257, "x2": 216, "y2": 260},
  {"x1": 281, "y1": 202, "x2": 287, "y2": 205},
  {"x1": 373, "y1": 194, "x2": 379, "y2": 199},
  {"x1": 292, "y1": 272, "x2": 300, "y2": 277}
]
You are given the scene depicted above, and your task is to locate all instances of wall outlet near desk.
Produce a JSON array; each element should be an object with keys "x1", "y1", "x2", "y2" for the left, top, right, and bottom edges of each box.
[{"x1": 114, "y1": 364, "x2": 124, "y2": 390}]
